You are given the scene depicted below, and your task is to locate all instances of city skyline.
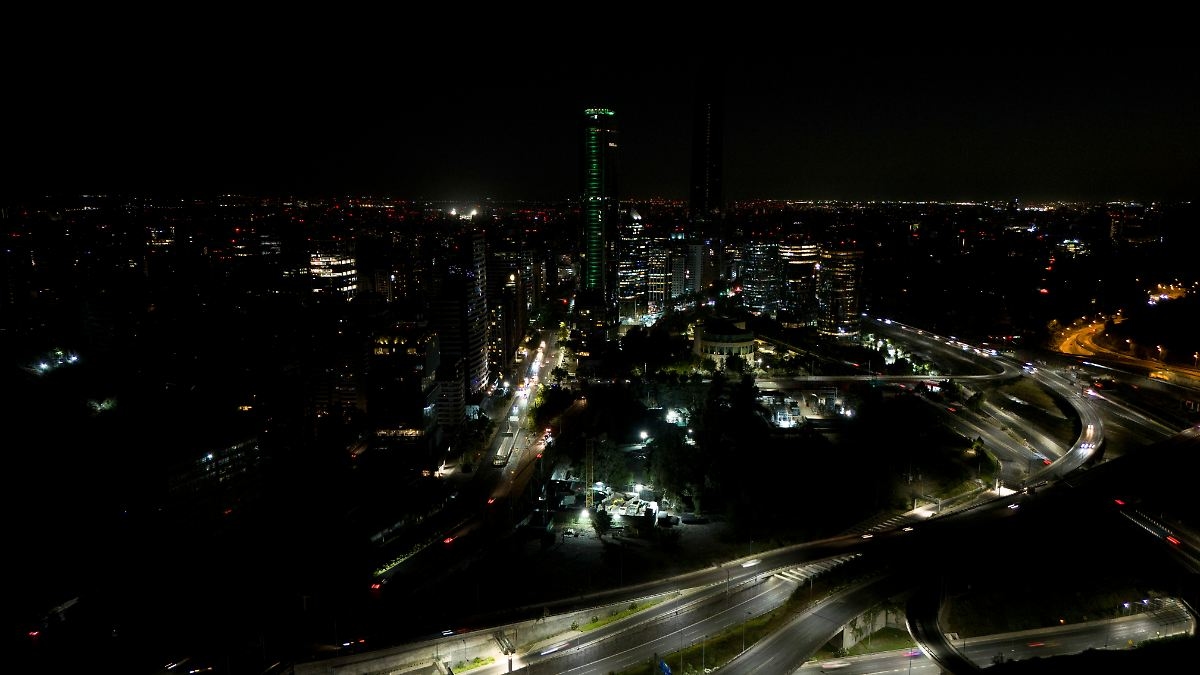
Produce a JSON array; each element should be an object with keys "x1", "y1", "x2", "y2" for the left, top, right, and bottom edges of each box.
[
  {"x1": 5, "y1": 28, "x2": 1200, "y2": 673},
  {"x1": 5, "y1": 190, "x2": 1198, "y2": 674},
  {"x1": 5, "y1": 42, "x2": 1198, "y2": 204}
]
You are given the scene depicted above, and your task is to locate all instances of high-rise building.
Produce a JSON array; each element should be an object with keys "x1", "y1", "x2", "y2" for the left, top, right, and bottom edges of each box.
[
  {"x1": 667, "y1": 240, "x2": 706, "y2": 300},
  {"x1": 779, "y1": 240, "x2": 822, "y2": 323},
  {"x1": 685, "y1": 242, "x2": 705, "y2": 297},
  {"x1": 617, "y1": 210, "x2": 648, "y2": 323},
  {"x1": 579, "y1": 108, "x2": 619, "y2": 330},
  {"x1": 689, "y1": 73, "x2": 726, "y2": 285},
  {"x1": 309, "y1": 237, "x2": 357, "y2": 302},
  {"x1": 365, "y1": 319, "x2": 441, "y2": 456},
  {"x1": 817, "y1": 246, "x2": 864, "y2": 337},
  {"x1": 739, "y1": 241, "x2": 780, "y2": 314},
  {"x1": 486, "y1": 247, "x2": 527, "y2": 384},
  {"x1": 689, "y1": 80, "x2": 724, "y2": 230},
  {"x1": 436, "y1": 357, "x2": 466, "y2": 430},
  {"x1": 647, "y1": 242, "x2": 671, "y2": 315},
  {"x1": 434, "y1": 229, "x2": 490, "y2": 399},
  {"x1": 670, "y1": 254, "x2": 688, "y2": 301}
]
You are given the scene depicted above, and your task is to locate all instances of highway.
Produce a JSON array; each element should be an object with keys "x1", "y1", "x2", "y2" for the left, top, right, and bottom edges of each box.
[
  {"x1": 301, "y1": 318, "x2": 1199, "y2": 674},
  {"x1": 790, "y1": 601, "x2": 1194, "y2": 673}
]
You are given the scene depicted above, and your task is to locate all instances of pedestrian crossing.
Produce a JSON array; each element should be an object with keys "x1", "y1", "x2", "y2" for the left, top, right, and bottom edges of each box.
[
  {"x1": 870, "y1": 512, "x2": 920, "y2": 532},
  {"x1": 843, "y1": 511, "x2": 919, "y2": 536},
  {"x1": 774, "y1": 554, "x2": 861, "y2": 584}
]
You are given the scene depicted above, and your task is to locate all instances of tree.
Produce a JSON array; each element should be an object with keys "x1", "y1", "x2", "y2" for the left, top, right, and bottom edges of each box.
[
  {"x1": 551, "y1": 366, "x2": 568, "y2": 386},
  {"x1": 726, "y1": 354, "x2": 747, "y2": 373},
  {"x1": 595, "y1": 439, "x2": 632, "y2": 491},
  {"x1": 966, "y1": 391, "x2": 984, "y2": 412},
  {"x1": 591, "y1": 508, "x2": 613, "y2": 538},
  {"x1": 648, "y1": 428, "x2": 697, "y2": 502},
  {"x1": 887, "y1": 357, "x2": 914, "y2": 375}
]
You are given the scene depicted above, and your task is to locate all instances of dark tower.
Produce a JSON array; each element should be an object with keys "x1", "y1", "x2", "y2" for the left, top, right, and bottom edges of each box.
[
  {"x1": 434, "y1": 228, "x2": 490, "y2": 397},
  {"x1": 689, "y1": 79, "x2": 724, "y2": 230},
  {"x1": 689, "y1": 69, "x2": 727, "y2": 286}
]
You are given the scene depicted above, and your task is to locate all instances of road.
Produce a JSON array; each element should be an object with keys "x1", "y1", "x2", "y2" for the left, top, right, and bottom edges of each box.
[
  {"x1": 790, "y1": 601, "x2": 1194, "y2": 673},
  {"x1": 302, "y1": 318, "x2": 1199, "y2": 674}
]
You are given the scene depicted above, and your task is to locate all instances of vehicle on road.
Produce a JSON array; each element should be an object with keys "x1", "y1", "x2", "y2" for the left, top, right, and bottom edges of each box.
[{"x1": 493, "y1": 432, "x2": 516, "y2": 467}]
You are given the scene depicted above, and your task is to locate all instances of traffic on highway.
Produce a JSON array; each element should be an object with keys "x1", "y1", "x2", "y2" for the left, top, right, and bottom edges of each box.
[{"x1": 301, "y1": 315, "x2": 1199, "y2": 675}]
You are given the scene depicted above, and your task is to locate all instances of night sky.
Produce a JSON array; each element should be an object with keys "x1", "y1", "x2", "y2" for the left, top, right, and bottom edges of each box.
[{"x1": 5, "y1": 28, "x2": 1199, "y2": 204}]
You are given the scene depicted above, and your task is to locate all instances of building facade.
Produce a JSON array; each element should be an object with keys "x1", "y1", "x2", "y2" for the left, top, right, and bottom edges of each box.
[
  {"x1": 693, "y1": 316, "x2": 756, "y2": 369},
  {"x1": 779, "y1": 240, "x2": 821, "y2": 324},
  {"x1": 579, "y1": 108, "x2": 619, "y2": 330},
  {"x1": 366, "y1": 319, "x2": 441, "y2": 455},
  {"x1": 309, "y1": 237, "x2": 357, "y2": 302},
  {"x1": 689, "y1": 86, "x2": 724, "y2": 229},
  {"x1": 739, "y1": 241, "x2": 781, "y2": 314},
  {"x1": 617, "y1": 213, "x2": 648, "y2": 322},
  {"x1": 817, "y1": 247, "x2": 864, "y2": 337},
  {"x1": 434, "y1": 228, "x2": 490, "y2": 397}
]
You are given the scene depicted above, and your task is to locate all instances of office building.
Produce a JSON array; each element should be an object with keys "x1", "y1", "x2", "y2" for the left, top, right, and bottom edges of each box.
[
  {"x1": 739, "y1": 241, "x2": 781, "y2": 314},
  {"x1": 779, "y1": 240, "x2": 822, "y2": 324},
  {"x1": 434, "y1": 229, "x2": 490, "y2": 398},
  {"x1": 817, "y1": 246, "x2": 864, "y2": 337},
  {"x1": 670, "y1": 241, "x2": 705, "y2": 299},
  {"x1": 309, "y1": 237, "x2": 358, "y2": 302},
  {"x1": 486, "y1": 248, "x2": 527, "y2": 384},
  {"x1": 647, "y1": 242, "x2": 671, "y2": 315},
  {"x1": 617, "y1": 211, "x2": 648, "y2": 322},
  {"x1": 365, "y1": 319, "x2": 441, "y2": 456}
]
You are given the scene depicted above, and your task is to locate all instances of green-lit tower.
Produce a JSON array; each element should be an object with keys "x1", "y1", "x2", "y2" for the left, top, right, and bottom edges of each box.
[{"x1": 580, "y1": 107, "x2": 619, "y2": 330}]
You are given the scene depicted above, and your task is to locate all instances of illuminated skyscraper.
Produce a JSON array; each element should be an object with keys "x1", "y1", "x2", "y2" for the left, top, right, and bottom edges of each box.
[
  {"x1": 617, "y1": 211, "x2": 648, "y2": 322},
  {"x1": 739, "y1": 241, "x2": 780, "y2": 314},
  {"x1": 647, "y1": 242, "x2": 670, "y2": 315},
  {"x1": 486, "y1": 247, "x2": 527, "y2": 384},
  {"x1": 579, "y1": 108, "x2": 619, "y2": 330},
  {"x1": 309, "y1": 238, "x2": 357, "y2": 302},
  {"x1": 779, "y1": 240, "x2": 821, "y2": 323},
  {"x1": 817, "y1": 247, "x2": 864, "y2": 337}
]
